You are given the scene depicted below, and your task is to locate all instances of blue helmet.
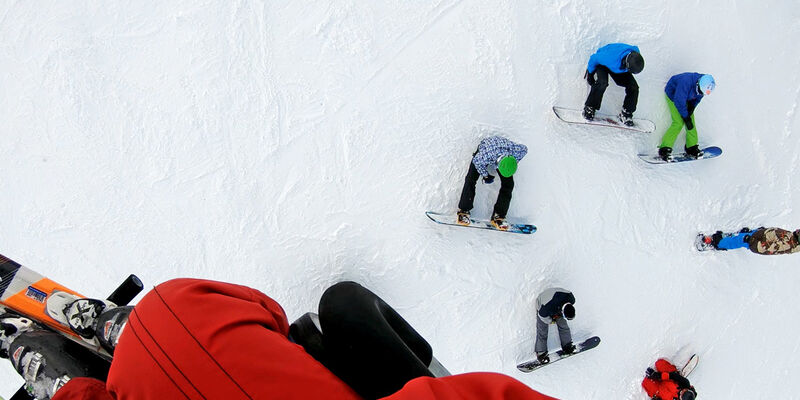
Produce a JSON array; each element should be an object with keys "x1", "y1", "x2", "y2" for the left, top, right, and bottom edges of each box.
[{"x1": 698, "y1": 74, "x2": 715, "y2": 95}]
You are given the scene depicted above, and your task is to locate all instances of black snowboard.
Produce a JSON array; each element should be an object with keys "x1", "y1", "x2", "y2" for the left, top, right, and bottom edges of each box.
[{"x1": 516, "y1": 336, "x2": 600, "y2": 373}]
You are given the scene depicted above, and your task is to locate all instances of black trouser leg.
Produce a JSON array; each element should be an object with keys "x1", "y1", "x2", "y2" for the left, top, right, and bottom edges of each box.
[
  {"x1": 610, "y1": 72, "x2": 639, "y2": 112},
  {"x1": 492, "y1": 174, "x2": 514, "y2": 218},
  {"x1": 584, "y1": 68, "x2": 610, "y2": 110},
  {"x1": 457, "y1": 162, "x2": 480, "y2": 212}
]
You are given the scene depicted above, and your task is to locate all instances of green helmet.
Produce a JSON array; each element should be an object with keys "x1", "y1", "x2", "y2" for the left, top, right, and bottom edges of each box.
[{"x1": 497, "y1": 156, "x2": 518, "y2": 177}]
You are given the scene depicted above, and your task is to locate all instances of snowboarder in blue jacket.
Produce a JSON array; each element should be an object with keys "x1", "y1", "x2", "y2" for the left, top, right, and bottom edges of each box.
[
  {"x1": 457, "y1": 136, "x2": 527, "y2": 230},
  {"x1": 657, "y1": 73, "x2": 715, "y2": 161},
  {"x1": 583, "y1": 43, "x2": 644, "y2": 126}
]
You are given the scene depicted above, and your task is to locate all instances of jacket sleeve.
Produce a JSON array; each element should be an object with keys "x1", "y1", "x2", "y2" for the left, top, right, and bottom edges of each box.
[
  {"x1": 672, "y1": 87, "x2": 691, "y2": 118},
  {"x1": 380, "y1": 373, "x2": 557, "y2": 400}
]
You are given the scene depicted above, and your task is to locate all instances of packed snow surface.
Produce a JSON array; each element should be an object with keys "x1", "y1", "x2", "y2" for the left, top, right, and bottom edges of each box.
[{"x1": 1, "y1": 1, "x2": 799, "y2": 398}]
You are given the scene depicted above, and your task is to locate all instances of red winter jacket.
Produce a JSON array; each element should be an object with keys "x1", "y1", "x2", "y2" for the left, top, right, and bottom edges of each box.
[
  {"x1": 641, "y1": 359, "x2": 681, "y2": 400},
  {"x1": 53, "y1": 279, "x2": 555, "y2": 400}
]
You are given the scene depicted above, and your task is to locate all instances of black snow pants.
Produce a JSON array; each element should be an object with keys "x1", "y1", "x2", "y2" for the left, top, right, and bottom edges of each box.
[
  {"x1": 584, "y1": 66, "x2": 639, "y2": 113},
  {"x1": 457, "y1": 160, "x2": 514, "y2": 218}
]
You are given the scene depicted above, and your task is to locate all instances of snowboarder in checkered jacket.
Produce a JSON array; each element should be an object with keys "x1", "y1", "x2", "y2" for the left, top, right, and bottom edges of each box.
[
  {"x1": 534, "y1": 288, "x2": 575, "y2": 364},
  {"x1": 457, "y1": 136, "x2": 527, "y2": 231},
  {"x1": 710, "y1": 227, "x2": 800, "y2": 255}
]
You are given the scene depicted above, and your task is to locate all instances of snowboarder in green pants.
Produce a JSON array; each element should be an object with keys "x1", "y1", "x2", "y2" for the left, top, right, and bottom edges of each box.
[{"x1": 658, "y1": 73, "x2": 715, "y2": 162}]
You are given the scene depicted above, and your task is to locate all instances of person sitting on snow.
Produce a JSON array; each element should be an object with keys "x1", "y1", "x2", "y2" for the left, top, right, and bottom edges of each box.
[{"x1": 641, "y1": 358, "x2": 697, "y2": 400}]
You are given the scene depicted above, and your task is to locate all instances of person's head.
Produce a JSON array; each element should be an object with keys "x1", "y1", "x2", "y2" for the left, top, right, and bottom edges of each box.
[
  {"x1": 497, "y1": 155, "x2": 518, "y2": 177},
  {"x1": 679, "y1": 388, "x2": 696, "y2": 400},
  {"x1": 793, "y1": 229, "x2": 800, "y2": 244},
  {"x1": 624, "y1": 51, "x2": 644, "y2": 74},
  {"x1": 698, "y1": 74, "x2": 715, "y2": 95},
  {"x1": 562, "y1": 303, "x2": 575, "y2": 320}
]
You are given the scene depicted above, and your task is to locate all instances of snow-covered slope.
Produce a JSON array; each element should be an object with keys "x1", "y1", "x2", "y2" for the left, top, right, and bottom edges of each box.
[{"x1": 1, "y1": 1, "x2": 798, "y2": 398}]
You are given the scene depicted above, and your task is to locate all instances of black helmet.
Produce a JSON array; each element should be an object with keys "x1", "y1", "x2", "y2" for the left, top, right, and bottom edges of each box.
[
  {"x1": 625, "y1": 51, "x2": 644, "y2": 74},
  {"x1": 562, "y1": 303, "x2": 575, "y2": 320},
  {"x1": 680, "y1": 388, "x2": 696, "y2": 400}
]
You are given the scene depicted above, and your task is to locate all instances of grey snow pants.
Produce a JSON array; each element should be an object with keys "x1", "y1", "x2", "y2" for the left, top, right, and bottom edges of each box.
[{"x1": 535, "y1": 317, "x2": 572, "y2": 354}]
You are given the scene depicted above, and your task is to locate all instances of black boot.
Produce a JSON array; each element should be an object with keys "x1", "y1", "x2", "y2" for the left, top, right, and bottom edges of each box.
[
  {"x1": 658, "y1": 146, "x2": 673, "y2": 162},
  {"x1": 618, "y1": 109, "x2": 634, "y2": 126},
  {"x1": 582, "y1": 105, "x2": 596, "y2": 121},
  {"x1": 685, "y1": 145, "x2": 704, "y2": 158}
]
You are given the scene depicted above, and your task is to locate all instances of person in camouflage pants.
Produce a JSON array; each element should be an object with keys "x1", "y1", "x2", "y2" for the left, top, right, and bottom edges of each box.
[
  {"x1": 712, "y1": 227, "x2": 800, "y2": 255},
  {"x1": 748, "y1": 228, "x2": 800, "y2": 255}
]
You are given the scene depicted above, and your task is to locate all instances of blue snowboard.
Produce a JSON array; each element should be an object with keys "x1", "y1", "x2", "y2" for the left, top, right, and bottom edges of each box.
[
  {"x1": 425, "y1": 211, "x2": 536, "y2": 235},
  {"x1": 638, "y1": 146, "x2": 722, "y2": 164}
]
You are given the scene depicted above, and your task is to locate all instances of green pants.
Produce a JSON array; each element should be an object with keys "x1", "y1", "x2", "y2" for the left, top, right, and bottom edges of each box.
[{"x1": 659, "y1": 95, "x2": 698, "y2": 149}]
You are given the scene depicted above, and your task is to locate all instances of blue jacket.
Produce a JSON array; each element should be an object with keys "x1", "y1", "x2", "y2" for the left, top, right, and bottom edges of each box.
[
  {"x1": 586, "y1": 43, "x2": 640, "y2": 74},
  {"x1": 665, "y1": 72, "x2": 704, "y2": 118},
  {"x1": 472, "y1": 136, "x2": 528, "y2": 177}
]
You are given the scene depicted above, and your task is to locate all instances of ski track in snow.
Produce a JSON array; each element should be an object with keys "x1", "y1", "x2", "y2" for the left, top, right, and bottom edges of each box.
[{"x1": 1, "y1": 1, "x2": 799, "y2": 398}]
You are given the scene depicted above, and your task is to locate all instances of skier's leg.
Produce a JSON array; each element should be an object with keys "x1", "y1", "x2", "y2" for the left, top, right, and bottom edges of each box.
[
  {"x1": 108, "y1": 278, "x2": 360, "y2": 399},
  {"x1": 5, "y1": 329, "x2": 110, "y2": 400},
  {"x1": 610, "y1": 72, "x2": 639, "y2": 113},
  {"x1": 315, "y1": 281, "x2": 435, "y2": 399},
  {"x1": 492, "y1": 175, "x2": 514, "y2": 218},
  {"x1": 457, "y1": 161, "x2": 480, "y2": 212},
  {"x1": 685, "y1": 114, "x2": 699, "y2": 148},
  {"x1": 534, "y1": 318, "x2": 549, "y2": 354},
  {"x1": 659, "y1": 96, "x2": 685, "y2": 148},
  {"x1": 584, "y1": 68, "x2": 610, "y2": 110},
  {"x1": 555, "y1": 318, "x2": 572, "y2": 347}
]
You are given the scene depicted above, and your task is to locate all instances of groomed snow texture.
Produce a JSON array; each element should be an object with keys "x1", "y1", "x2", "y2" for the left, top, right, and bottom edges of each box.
[{"x1": 1, "y1": 1, "x2": 799, "y2": 398}]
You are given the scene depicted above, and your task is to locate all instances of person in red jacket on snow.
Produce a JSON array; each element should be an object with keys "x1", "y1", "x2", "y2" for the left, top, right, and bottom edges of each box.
[
  {"x1": 641, "y1": 359, "x2": 697, "y2": 400},
  {"x1": 5, "y1": 278, "x2": 556, "y2": 400}
]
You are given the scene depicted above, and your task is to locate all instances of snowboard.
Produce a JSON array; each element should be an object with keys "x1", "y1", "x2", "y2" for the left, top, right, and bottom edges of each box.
[
  {"x1": 516, "y1": 336, "x2": 601, "y2": 372},
  {"x1": 425, "y1": 211, "x2": 536, "y2": 234},
  {"x1": 638, "y1": 146, "x2": 722, "y2": 164},
  {"x1": 680, "y1": 353, "x2": 699, "y2": 377},
  {"x1": 552, "y1": 106, "x2": 656, "y2": 133},
  {"x1": 0, "y1": 253, "x2": 143, "y2": 361}
]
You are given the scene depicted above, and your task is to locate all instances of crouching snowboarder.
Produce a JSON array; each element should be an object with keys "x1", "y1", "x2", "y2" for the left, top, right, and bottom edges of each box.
[
  {"x1": 703, "y1": 227, "x2": 800, "y2": 255},
  {"x1": 457, "y1": 135, "x2": 527, "y2": 231},
  {"x1": 642, "y1": 358, "x2": 697, "y2": 400},
  {"x1": 534, "y1": 287, "x2": 576, "y2": 364},
  {"x1": 582, "y1": 43, "x2": 644, "y2": 125},
  {"x1": 657, "y1": 73, "x2": 715, "y2": 161}
]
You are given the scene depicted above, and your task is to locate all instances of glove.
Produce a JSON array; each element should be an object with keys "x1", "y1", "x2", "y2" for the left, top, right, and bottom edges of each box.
[
  {"x1": 482, "y1": 175, "x2": 495, "y2": 184},
  {"x1": 561, "y1": 342, "x2": 575, "y2": 355},
  {"x1": 645, "y1": 367, "x2": 660, "y2": 380},
  {"x1": 585, "y1": 70, "x2": 596, "y2": 85},
  {"x1": 687, "y1": 102, "x2": 696, "y2": 115},
  {"x1": 682, "y1": 115, "x2": 694, "y2": 131}
]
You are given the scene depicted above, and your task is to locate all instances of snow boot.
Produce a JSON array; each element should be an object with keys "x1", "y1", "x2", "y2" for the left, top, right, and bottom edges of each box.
[
  {"x1": 491, "y1": 213, "x2": 509, "y2": 231},
  {"x1": 457, "y1": 210, "x2": 470, "y2": 226},
  {"x1": 582, "y1": 105, "x2": 596, "y2": 121},
  {"x1": 658, "y1": 146, "x2": 673, "y2": 162},
  {"x1": 536, "y1": 351, "x2": 550, "y2": 364},
  {"x1": 618, "y1": 109, "x2": 634, "y2": 126},
  {"x1": 561, "y1": 342, "x2": 575, "y2": 355},
  {"x1": 685, "y1": 145, "x2": 704, "y2": 158}
]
